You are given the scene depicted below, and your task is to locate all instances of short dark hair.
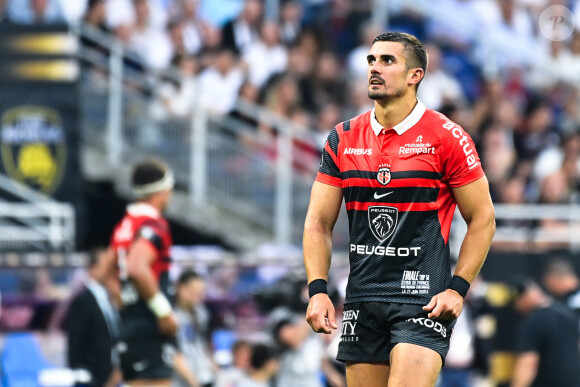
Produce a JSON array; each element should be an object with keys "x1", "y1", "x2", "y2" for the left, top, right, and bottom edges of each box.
[
  {"x1": 373, "y1": 32, "x2": 427, "y2": 87},
  {"x1": 131, "y1": 158, "x2": 170, "y2": 188},
  {"x1": 543, "y1": 257, "x2": 577, "y2": 278},
  {"x1": 177, "y1": 269, "x2": 201, "y2": 286},
  {"x1": 250, "y1": 343, "x2": 277, "y2": 370}
]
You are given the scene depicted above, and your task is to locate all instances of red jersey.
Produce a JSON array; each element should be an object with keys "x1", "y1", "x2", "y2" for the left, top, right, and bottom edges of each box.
[
  {"x1": 110, "y1": 203, "x2": 172, "y2": 307},
  {"x1": 317, "y1": 101, "x2": 484, "y2": 304}
]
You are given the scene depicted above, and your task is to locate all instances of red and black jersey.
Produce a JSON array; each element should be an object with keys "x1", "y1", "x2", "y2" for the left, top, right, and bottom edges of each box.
[
  {"x1": 317, "y1": 100, "x2": 484, "y2": 305},
  {"x1": 110, "y1": 203, "x2": 172, "y2": 312}
]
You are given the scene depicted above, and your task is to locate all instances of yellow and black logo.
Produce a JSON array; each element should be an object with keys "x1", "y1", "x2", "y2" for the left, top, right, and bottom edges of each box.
[{"x1": 0, "y1": 106, "x2": 66, "y2": 194}]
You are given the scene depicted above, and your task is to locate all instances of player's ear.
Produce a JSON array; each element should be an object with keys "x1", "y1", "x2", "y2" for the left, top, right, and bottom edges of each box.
[{"x1": 408, "y1": 67, "x2": 424, "y2": 87}]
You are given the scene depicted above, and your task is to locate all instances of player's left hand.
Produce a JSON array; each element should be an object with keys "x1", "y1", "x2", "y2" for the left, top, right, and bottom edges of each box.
[{"x1": 422, "y1": 289, "x2": 463, "y2": 320}]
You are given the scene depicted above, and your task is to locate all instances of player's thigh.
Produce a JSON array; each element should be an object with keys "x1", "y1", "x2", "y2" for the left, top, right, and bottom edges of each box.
[
  {"x1": 346, "y1": 361, "x2": 390, "y2": 387},
  {"x1": 388, "y1": 343, "x2": 441, "y2": 387}
]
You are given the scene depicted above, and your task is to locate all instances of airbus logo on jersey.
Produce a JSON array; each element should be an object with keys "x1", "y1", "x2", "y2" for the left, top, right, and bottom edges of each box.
[
  {"x1": 344, "y1": 147, "x2": 373, "y2": 155},
  {"x1": 368, "y1": 206, "x2": 398, "y2": 241},
  {"x1": 442, "y1": 121, "x2": 479, "y2": 170}
]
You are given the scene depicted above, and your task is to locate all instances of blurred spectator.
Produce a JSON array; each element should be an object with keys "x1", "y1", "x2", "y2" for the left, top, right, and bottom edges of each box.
[
  {"x1": 262, "y1": 73, "x2": 302, "y2": 122},
  {"x1": 532, "y1": 132, "x2": 580, "y2": 185},
  {"x1": 477, "y1": 0, "x2": 538, "y2": 72},
  {"x1": 197, "y1": 46, "x2": 244, "y2": 115},
  {"x1": 425, "y1": 0, "x2": 484, "y2": 49},
  {"x1": 346, "y1": 23, "x2": 382, "y2": 81},
  {"x1": 83, "y1": 0, "x2": 106, "y2": 31},
  {"x1": 127, "y1": 0, "x2": 173, "y2": 70},
  {"x1": 417, "y1": 44, "x2": 464, "y2": 110},
  {"x1": 542, "y1": 257, "x2": 580, "y2": 314},
  {"x1": 64, "y1": 247, "x2": 122, "y2": 387},
  {"x1": 0, "y1": 0, "x2": 9, "y2": 22},
  {"x1": 528, "y1": 40, "x2": 574, "y2": 90},
  {"x1": 215, "y1": 339, "x2": 253, "y2": 387},
  {"x1": 8, "y1": 0, "x2": 65, "y2": 24},
  {"x1": 313, "y1": 102, "x2": 341, "y2": 149},
  {"x1": 242, "y1": 21, "x2": 288, "y2": 89},
  {"x1": 221, "y1": 0, "x2": 263, "y2": 55},
  {"x1": 309, "y1": 51, "x2": 348, "y2": 111},
  {"x1": 345, "y1": 81, "x2": 373, "y2": 118},
  {"x1": 270, "y1": 307, "x2": 346, "y2": 387},
  {"x1": 538, "y1": 169, "x2": 570, "y2": 205},
  {"x1": 570, "y1": 32, "x2": 580, "y2": 85},
  {"x1": 158, "y1": 54, "x2": 198, "y2": 118},
  {"x1": 514, "y1": 98, "x2": 559, "y2": 162},
  {"x1": 285, "y1": 43, "x2": 316, "y2": 109},
  {"x1": 279, "y1": 0, "x2": 302, "y2": 46},
  {"x1": 230, "y1": 81, "x2": 261, "y2": 128},
  {"x1": 510, "y1": 277, "x2": 580, "y2": 387},
  {"x1": 236, "y1": 343, "x2": 279, "y2": 387},
  {"x1": 168, "y1": 0, "x2": 208, "y2": 56},
  {"x1": 174, "y1": 270, "x2": 217, "y2": 387},
  {"x1": 56, "y1": 0, "x2": 88, "y2": 24},
  {"x1": 105, "y1": 0, "x2": 167, "y2": 31}
]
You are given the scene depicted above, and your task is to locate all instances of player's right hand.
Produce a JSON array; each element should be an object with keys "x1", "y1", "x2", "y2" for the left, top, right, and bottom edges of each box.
[
  {"x1": 306, "y1": 293, "x2": 338, "y2": 334},
  {"x1": 158, "y1": 313, "x2": 178, "y2": 336}
]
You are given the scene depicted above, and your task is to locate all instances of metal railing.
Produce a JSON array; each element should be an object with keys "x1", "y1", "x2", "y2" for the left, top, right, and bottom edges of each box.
[
  {"x1": 74, "y1": 23, "x2": 580, "y2": 253},
  {"x1": 0, "y1": 174, "x2": 75, "y2": 252},
  {"x1": 75, "y1": 23, "x2": 345, "y2": 249}
]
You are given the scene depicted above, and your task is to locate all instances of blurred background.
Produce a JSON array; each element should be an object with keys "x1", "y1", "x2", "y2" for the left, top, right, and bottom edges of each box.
[{"x1": 0, "y1": 0, "x2": 579, "y2": 386}]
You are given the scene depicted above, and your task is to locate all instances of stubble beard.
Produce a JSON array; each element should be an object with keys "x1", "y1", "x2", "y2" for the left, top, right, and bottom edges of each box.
[{"x1": 368, "y1": 87, "x2": 405, "y2": 100}]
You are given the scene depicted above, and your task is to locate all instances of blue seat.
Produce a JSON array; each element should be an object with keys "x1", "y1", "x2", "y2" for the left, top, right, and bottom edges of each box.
[{"x1": 1, "y1": 332, "x2": 53, "y2": 387}]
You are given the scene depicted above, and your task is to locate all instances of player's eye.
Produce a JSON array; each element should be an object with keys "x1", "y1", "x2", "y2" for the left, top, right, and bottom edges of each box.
[{"x1": 383, "y1": 56, "x2": 395, "y2": 64}]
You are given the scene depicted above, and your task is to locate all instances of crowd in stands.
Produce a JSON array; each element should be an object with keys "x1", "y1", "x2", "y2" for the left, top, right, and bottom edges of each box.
[{"x1": 2, "y1": 0, "x2": 580, "y2": 213}]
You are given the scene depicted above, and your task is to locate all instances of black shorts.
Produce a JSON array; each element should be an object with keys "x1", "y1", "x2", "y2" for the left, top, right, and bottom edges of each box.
[
  {"x1": 118, "y1": 334, "x2": 177, "y2": 381},
  {"x1": 337, "y1": 302, "x2": 456, "y2": 365},
  {"x1": 117, "y1": 304, "x2": 178, "y2": 381}
]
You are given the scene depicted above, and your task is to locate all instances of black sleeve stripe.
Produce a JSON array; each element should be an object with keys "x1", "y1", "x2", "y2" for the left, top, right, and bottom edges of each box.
[
  {"x1": 342, "y1": 120, "x2": 351, "y2": 132},
  {"x1": 327, "y1": 127, "x2": 340, "y2": 157},
  {"x1": 136, "y1": 225, "x2": 165, "y2": 251},
  {"x1": 318, "y1": 148, "x2": 341, "y2": 177}
]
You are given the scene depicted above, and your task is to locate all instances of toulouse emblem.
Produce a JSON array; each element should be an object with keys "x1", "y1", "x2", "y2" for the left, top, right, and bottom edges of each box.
[{"x1": 377, "y1": 164, "x2": 391, "y2": 185}]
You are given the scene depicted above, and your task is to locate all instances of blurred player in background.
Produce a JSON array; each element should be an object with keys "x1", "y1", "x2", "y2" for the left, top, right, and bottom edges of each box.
[
  {"x1": 108, "y1": 158, "x2": 194, "y2": 386},
  {"x1": 303, "y1": 32, "x2": 495, "y2": 387}
]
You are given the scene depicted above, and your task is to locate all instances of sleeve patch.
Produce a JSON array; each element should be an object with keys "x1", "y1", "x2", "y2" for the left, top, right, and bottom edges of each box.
[
  {"x1": 137, "y1": 226, "x2": 164, "y2": 251},
  {"x1": 327, "y1": 128, "x2": 340, "y2": 157}
]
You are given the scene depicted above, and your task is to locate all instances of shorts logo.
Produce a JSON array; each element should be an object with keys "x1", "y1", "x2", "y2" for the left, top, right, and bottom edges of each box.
[
  {"x1": 406, "y1": 317, "x2": 447, "y2": 338},
  {"x1": 368, "y1": 206, "x2": 398, "y2": 242},
  {"x1": 341, "y1": 309, "x2": 359, "y2": 342},
  {"x1": 377, "y1": 164, "x2": 391, "y2": 185}
]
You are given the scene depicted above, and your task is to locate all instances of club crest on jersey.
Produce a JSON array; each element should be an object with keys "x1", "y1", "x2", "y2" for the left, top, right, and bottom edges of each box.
[
  {"x1": 368, "y1": 206, "x2": 398, "y2": 242},
  {"x1": 377, "y1": 164, "x2": 391, "y2": 185}
]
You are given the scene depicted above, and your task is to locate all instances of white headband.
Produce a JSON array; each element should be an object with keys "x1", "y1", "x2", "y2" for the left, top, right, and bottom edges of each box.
[{"x1": 133, "y1": 170, "x2": 175, "y2": 198}]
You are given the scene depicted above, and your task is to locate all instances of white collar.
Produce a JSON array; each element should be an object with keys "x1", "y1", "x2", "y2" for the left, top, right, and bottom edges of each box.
[
  {"x1": 370, "y1": 99, "x2": 426, "y2": 136},
  {"x1": 127, "y1": 202, "x2": 160, "y2": 218}
]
